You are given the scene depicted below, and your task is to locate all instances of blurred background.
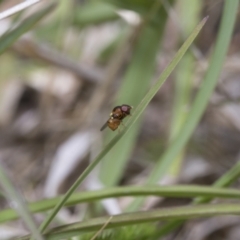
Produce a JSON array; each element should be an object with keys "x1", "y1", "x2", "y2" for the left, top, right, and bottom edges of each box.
[{"x1": 0, "y1": 0, "x2": 240, "y2": 239}]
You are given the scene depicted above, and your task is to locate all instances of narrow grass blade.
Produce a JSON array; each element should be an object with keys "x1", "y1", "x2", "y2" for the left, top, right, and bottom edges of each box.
[
  {"x1": 128, "y1": 0, "x2": 239, "y2": 211},
  {"x1": 1, "y1": 184, "x2": 240, "y2": 223},
  {"x1": 156, "y1": 160, "x2": 240, "y2": 238},
  {"x1": 36, "y1": 16, "x2": 207, "y2": 234},
  {"x1": 0, "y1": 0, "x2": 40, "y2": 20},
  {"x1": 168, "y1": 0, "x2": 202, "y2": 177},
  {"x1": 150, "y1": 0, "x2": 238, "y2": 189},
  {"x1": 100, "y1": 1, "x2": 171, "y2": 187},
  {"x1": 195, "y1": 160, "x2": 240, "y2": 203},
  {"x1": 20, "y1": 204, "x2": 240, "y2": 240},
  {"x1": 0, "y1": 3, "x2": 56, "y2": 55},
  {"x1": 0, "y1": 164, "x2": 44, "y2": 240}
]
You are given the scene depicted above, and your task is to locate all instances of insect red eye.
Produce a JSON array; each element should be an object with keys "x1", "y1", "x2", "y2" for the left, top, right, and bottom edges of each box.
[
  {"x1": 121, "y1": 105, "x2": 132, "y2": 114},
  {"x1": 121, "y1": 106, "x2": 129, "y2": 112}
]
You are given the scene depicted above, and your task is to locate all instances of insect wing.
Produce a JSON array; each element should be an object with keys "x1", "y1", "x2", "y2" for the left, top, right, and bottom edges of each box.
[{"x1": 100, "y1": 120, "x2": 108, "y2": 131}]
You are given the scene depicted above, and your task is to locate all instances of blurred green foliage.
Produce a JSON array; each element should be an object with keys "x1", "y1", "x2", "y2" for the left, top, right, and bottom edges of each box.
[{"x1": 1, "y1": 1, "x2": 240, "y2": 240}]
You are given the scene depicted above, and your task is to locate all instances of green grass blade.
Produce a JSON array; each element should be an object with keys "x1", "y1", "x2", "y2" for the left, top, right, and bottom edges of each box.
[
  {"x1": 128, "y1": 0, "x2": 238, "y2": 211},
  {"x1": 100, "y1": 1, "x2": 171, "y2": 187},
  {"x1": 129, "y1": 16, "x2": 208, "y2": 131},
  {"x1": 1, "y1": 184, "x2": 240, "y2": 223},
  {"x1": 168, "y1": 0, "x2": 202, "y2": 177},
  {"x1": 151, "y1": 0, "x2": 238, "y2": 188},
  {"x1": 0, "y1": 165, "x2": 44, "y2": 240},
  {"x1": 0, "y1": 3, "x2": 56, "y2": 55},
  {"x1": 195, "y1": 160, "x2": 240, "y2": 204},
  {"x1": 156, "y1": 160, "x2": 240, "y2": 238},
  {"x1": 20, "y1": 204, "x2": 240, "y2": 240},
  {"x1": 214, "y1": 161, "x2": 240, "y2": 186},
  {"x1": 36, "y1": 16, "x2": 207, "y2": 234}
]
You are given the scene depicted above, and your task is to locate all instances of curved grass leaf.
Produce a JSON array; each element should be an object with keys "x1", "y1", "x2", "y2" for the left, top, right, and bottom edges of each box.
[
  {"x1": 36, "y1": 16, "x2": 208, "y2": 234},
  {"x1": 1, "y1": 184, "x2": 240, "y2": 223},
  {"x1": 20, "y1": 203, "x2": 240, "y2": 240}
]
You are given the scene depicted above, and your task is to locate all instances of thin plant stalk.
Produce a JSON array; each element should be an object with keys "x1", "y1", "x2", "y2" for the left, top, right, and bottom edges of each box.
[{"x1": 1, "y1": 184, "x2": 240, "y2": 223}]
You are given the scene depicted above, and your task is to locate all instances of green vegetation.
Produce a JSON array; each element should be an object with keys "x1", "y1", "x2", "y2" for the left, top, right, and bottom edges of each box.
[{"x1": 0, "y1": 1, "x2": 239, "y2": 240}]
